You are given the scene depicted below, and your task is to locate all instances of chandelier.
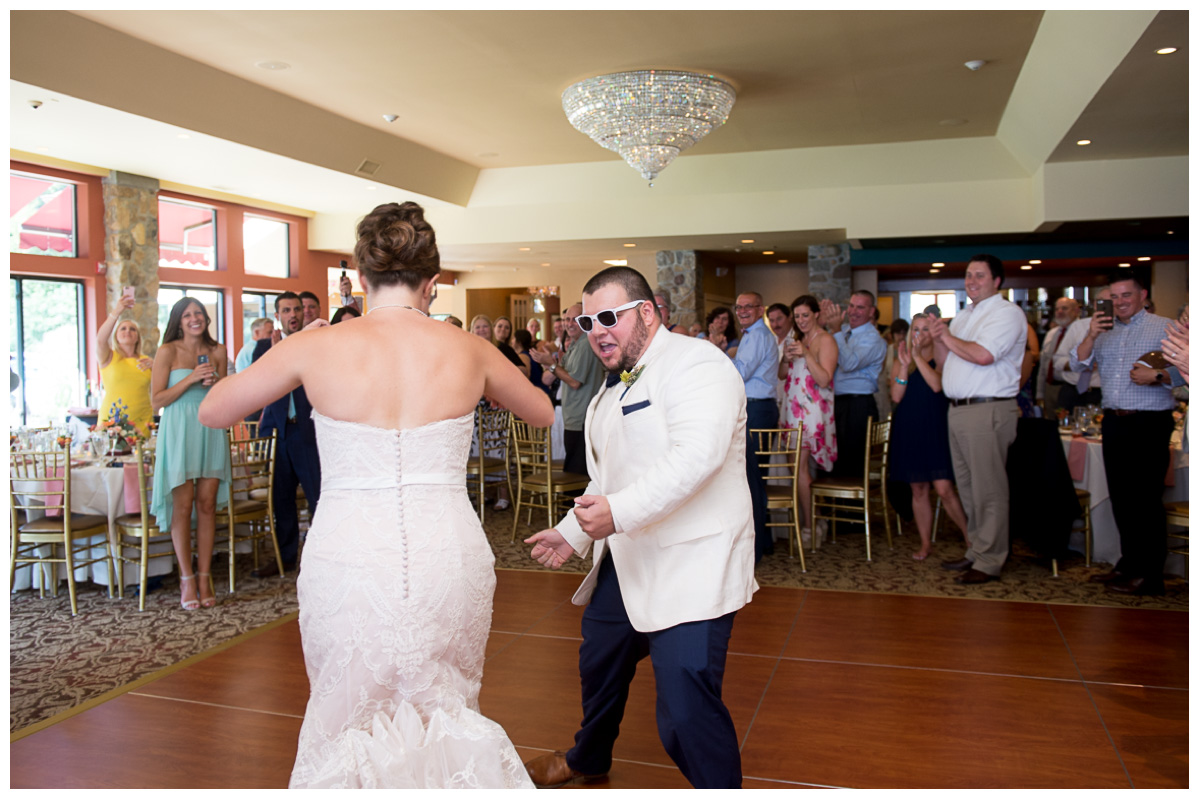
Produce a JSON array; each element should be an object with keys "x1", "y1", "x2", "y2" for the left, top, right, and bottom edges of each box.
[{"x1": 562, "y1": 70, "x2": 737, "y2": 181}]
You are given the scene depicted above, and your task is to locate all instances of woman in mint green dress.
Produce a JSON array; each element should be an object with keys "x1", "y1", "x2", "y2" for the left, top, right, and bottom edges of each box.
[{"x1": 150, "y1": 298, "x2": 231, "y2": 610}]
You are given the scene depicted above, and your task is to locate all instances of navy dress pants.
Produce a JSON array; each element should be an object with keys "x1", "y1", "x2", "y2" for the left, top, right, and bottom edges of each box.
[
  {"x1": 745, "y1": 398, "x2": 779, "y2": 562},
  {"x1": 565, "y1": 555, "x2": 742, "y2": 789},
  {"x1": 271, "y1": 422, "x2": 321, "y2": 565}
]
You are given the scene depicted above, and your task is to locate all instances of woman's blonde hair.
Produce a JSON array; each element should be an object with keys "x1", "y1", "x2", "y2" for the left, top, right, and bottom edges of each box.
[
  {"x1": 906, "y1": 313, "x2": 929, "y2": 374},
  {"x1": 468, "y1": 315, "x2": 492, "y2": 336},
  {"x1": 110, "y1": 318, "x2": 144, "y2": 359}
]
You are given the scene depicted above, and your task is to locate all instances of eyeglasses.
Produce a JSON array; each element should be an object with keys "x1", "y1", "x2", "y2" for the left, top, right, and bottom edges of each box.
[
  {"x1": 733, "y1": 303, "x2": 762, "y2": 312},
  {"x1": 577, "y1": 300, "x2": 646, "y2": 333}
]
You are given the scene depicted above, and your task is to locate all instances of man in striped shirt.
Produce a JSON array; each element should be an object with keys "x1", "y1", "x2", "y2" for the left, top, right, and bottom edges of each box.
[{"x1": 1070, "y1": 269, "x2": 1180, "y2": 596}]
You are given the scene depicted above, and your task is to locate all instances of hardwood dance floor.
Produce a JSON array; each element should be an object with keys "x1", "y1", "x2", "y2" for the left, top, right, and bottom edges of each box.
[{"x1": 10, "y1": 569, "x2": 1189, "y2": 789}]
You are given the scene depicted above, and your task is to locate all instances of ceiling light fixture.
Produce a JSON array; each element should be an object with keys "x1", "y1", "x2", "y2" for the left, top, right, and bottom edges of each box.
[
  {"x1": 1137, "y1": 256, "x2": 1151, "y2": 261},
  {"x1": 1029, "y1": 259, "x2": 1042, "y2": 264},
  {"x1": 1156, "y1": 47, "x2": 1178, "y2": 55},
  {"x1": 623, "y1": 243, "x2": 637, "y2": 248},
  {"x1": 741, "y1": 239, "x2": 755, "y2": 244},
  {"x1": 1020, "y1": 265, "x2": 1032, "y2": 270},
  {"x1": 932, "y1": 262, "x2": 945, "y2": 267},
  {"x1": 778, "y1": 259, "x2": 788, "y2": 264},
  {"x1": 930, "y1": 269, "x2": 940, "y2": 274},
  {"x1": 518, "y1": 247, "x2": 531, "y2": 251},
  {"x1": 1118, "y1": 263, "x2": 1131, "y2": 267},
  {"x1": 562, "y1": 70, "x2": 736, "y2": 181},
  {"x1": 1076, "y1": 139, "x2": 1092, "y2": 146},
  {"x1": 762, "y1": 251, "x2": 775, "y2": 256},
  {"x1": 603, "y1": 259, "x2": 628, "y2": 267}
]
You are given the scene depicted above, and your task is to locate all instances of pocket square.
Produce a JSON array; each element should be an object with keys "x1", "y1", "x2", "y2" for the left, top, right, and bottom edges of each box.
[{"x1": 622, "y1": 399, "x2": 651, "y2": 416}]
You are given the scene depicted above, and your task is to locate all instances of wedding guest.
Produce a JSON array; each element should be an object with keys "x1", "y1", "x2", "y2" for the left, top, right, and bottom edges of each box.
[
  {"x1": 1162, "y1": 306, "x2": 1189, "y2": 383},
  {"x1": 1053, "y1": 289, "x2": 1110, "y2": 412},
  {"x1": 654, "y1": 292, "x2": 677, "y2": 331},
  {"x1": 96, "y1": 290, "x2": 153, "y2": 432},
  {"x1": 446, "y1": 315, "x2": 464, "y2": 328},
  {"x1": 1016, "y1": 320, "x2": 1041, "y2": 417},
  {"x1": 1036, "y1": 297, "x2": 1082, "y2": 414},
  {"x1": 331, "y1": 305, "x2": 360, "y2": 324},
  {"x1": 687, "y1": 322, "x2": 703, "y2": 337},
  {"x1": 492, "y1": 315, "x2": 530, "y2": 378},
  {"x1": 820, "y1": 292, "x2": 887, "y2": 479},
  {"x1": 732, "y1": 292, "x2": 779, "y2": 561},
  {"x1": 778, "y1": 295, "x2": 837, "y2": 546},
  {"x1": 767, "y1": 302, "x2": 793, "y2": 418},
  {"x1": 530, "y1": 304, "x2": 605, "y2": 478},
  {"x1": 299, "y1": 291, "x2": 322, "y2": 326},
  {"x1": 513, "y1": 329, "x2": 549, "y2": 397},
  {"x1": 234, "y1": 317, "x2": 273, "y2": 374},
  {"x1": 699, "y1": 306, "x2": 739, "y2": 356},
  {"x1": 888, "y1": 314, "x2": 969, "y2": 560},
  {"x1": 470, "y1": 314, "x2": 521, "y2": 510},
  {"x1": 150, "y1": 298, "x2": 231, "y2": 610}
]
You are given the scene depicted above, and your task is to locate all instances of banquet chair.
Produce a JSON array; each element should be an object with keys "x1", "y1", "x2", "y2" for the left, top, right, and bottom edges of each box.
[
  {"x1": 10, "y1": 449, "x2": 116, "y2": 616},
  {"x1": 1075, "y1": 488, "x2": 1093, "y2": 567},
  {"x1": 222, "y1": 433, "x2": 284, "y2": 592},
  {"x1": 467, "y1": 407, "x2": 513, "y2": 524},
  {"x1": 114, "y1": 443, "x2": 177, "y2": 611},
  {"x1": 810, "y1": 417, "x2": 893, "y2": 560},
  {"x1": 1165, "y1": 501, "x2": 1188, "y2": 578},
  {"x1": 509, "y1": 418, "x2": 589, "y2": 540},
  {"x1": 749, "y1": 426, "x2": 807, "y2": 571}
]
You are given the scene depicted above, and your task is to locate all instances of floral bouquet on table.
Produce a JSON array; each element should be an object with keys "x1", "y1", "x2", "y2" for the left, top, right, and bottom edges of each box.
[{"x1": 92, "y1": 401, "x2": 152, "y2": 455}]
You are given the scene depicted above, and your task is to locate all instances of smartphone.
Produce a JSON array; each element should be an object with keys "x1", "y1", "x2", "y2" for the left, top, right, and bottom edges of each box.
[
  {"x1": 122, "y1": 286, "x2": 135, "y2": 302},
  {"x1": 197, "y1": 354, "x2": 212, "y2": 385},
  {"x1": 340, "y1": 259, "x2": 348, "y2": 279},
  {"x1": 1095, "y1": 298, "x2": 1114, "y2": 329}
]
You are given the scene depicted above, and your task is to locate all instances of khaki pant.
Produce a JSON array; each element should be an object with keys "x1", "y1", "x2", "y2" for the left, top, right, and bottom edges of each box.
[{"x1": 947, "y1": 400, "x2": 1018, "y2": 576}]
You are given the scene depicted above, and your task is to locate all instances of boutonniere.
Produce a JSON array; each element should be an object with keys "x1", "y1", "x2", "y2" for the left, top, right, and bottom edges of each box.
[{"x1": 619, "y1": 365, "x2": 645, "y2": 400}]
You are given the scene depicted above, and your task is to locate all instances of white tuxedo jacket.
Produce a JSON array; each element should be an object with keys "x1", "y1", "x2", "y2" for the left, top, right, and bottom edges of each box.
[{"x1": 557, "y1": 326, "x2": 759, "y2": 632}]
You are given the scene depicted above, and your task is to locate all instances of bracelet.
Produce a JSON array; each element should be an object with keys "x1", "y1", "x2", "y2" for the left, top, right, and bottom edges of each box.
[{"x1": 895, "y1": 378, "x2": 908, "y2": 385}]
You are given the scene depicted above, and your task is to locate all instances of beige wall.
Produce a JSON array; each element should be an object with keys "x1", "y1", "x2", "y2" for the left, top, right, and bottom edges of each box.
[
  {"x1": 1151, "y1": 260, "x2": 1189, "y2": 320},
  {"x1": 736, "y1": 263, "x2": 809, "y2": 308}
]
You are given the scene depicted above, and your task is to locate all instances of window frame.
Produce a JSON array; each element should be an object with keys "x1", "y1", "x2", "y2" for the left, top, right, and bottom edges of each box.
[
  {"x1": 10, "y1": 275, "x2": 86, "y2": 426},
  {"x1": 10, "y1": 170, "x2": 79, "y2": 259}
]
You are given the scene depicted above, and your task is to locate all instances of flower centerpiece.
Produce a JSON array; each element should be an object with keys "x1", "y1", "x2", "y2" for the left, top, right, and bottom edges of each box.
[{"x1": 91, "y1": 401, "x2": 151, "y2": 455}]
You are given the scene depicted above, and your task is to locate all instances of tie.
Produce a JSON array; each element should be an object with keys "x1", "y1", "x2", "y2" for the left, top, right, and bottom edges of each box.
[
  {"x1": 1047, "y1": 327, "x2": 1066, "y2": 383},
  {"x1": 1076, "y1": 369, "x2": 1092, "y2": 393},
  {"x1": 844, "y1": 327, "x2": 852, "y2": 340},
  {"x1": 605, "y1": 373, "x2": 621, "y2": 388}
]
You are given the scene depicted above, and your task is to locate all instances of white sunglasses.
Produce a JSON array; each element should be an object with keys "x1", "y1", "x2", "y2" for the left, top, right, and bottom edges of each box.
[{"x1": 577, "y1": 300, "x2": 647, "y2": 333}]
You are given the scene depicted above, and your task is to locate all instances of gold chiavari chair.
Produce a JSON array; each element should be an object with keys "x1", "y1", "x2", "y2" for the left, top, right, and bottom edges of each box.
[
  {"x1": 1165, "y1": 500, "x2": 1189, "y2": 579},
  {"x1": 810, "y1": 417, "x2": 893, "y2": 560},
  {"x1": 222, "y1": 432, "x2": 283, "y2": 592},
  {"x1": 114, "y1": 442, "x2": 177, "y2": 611},
  {"x1": 750, "y1": 426, "x2": 807, "y2": 571},
  {"x1": 467, "y1": 407, "x2": 513, "y2": 524},
  {"x1": 10, "y1": 448, "x2": 116, "y2": 615},
  {"x1": 509, "y1": 418, "x2": 589, "y2": 541}
]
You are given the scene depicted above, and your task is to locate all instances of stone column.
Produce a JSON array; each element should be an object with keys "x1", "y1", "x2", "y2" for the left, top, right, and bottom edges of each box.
[
  {"x1": 807, "y1": 243, "x2": 851, "y2": 304},
  {"x1": 655, "y1": 250, "x2": 702, "y2": 328},
  {"x1": 102, "y1": 172, "x2": 160, "y2": 355}
]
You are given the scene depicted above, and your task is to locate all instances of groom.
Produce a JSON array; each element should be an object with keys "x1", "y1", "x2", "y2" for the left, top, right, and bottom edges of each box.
[{"x1": 525, "y1": 266, "x2": 758, "y2": 789}]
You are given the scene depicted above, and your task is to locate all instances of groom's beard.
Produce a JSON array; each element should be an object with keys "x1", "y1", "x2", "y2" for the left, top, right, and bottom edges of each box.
[{"x1": 612, "y1": 317, "x2": 650, "y2": 374}]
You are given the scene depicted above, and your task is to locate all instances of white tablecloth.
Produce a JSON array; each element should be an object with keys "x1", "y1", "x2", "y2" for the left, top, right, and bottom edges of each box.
[{"x1": 1060, "y1": 433, "x2": 1189, "y2": 573}]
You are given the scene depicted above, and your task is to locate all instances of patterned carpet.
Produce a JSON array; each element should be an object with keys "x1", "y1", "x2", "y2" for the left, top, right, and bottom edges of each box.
[{"x1": 10, "y1": 511, "x2": 1187, "y2": 734}]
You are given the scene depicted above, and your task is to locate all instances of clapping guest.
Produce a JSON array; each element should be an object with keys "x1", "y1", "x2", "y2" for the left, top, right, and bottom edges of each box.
[
  {"x1": 778, "y1": 296, "x2": 838, "y2": 545},
  {"x1": 888, "y1": 314, "x2": 969, "y2": 561},
  {"x1": 484, "y1": 315, "x2": 529, "y2": 378},
  {"x1": 469, "y1": 314, "x2": 518, "y2": 510},
  {"x1": 699, "y1": 306, "x2": 740, "y2": 355},
  {"x1": 1162, "y1": 306, "x2": 1189, "y2": 384},
  {"x1": 514, "y1": 329, "x2": 549, "y2": 397},
  {"x1": 96, "y1": 290, "x2": 153, "y2": 432},
  {"x1": 150, "y1": 298, "x2": 231, "y2": 610},
  {"x1": 234, "y1": 317, "x2": 273, "y2": 374}
]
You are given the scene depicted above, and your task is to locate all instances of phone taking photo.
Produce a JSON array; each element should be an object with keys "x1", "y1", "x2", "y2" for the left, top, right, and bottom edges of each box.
[
  {"x1": 1095, "y1": 298, "x2": 1114, "y2": 329},
  {"x1": 122, "y1": 286, "x2": 135, "y2": 302}
]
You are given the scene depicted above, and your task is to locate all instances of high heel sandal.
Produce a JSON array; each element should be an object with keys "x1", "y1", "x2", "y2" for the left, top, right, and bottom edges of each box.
[
  {"x1": 179, "y1": 574, "x2": 200, "y2": 611},
  {"x1": 198, "y1": 572, "x2": 217, "y2": 608}
]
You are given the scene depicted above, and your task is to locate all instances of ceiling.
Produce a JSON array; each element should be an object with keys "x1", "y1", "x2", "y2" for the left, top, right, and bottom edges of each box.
[{"x1": 9, "y1": 10, "x2": 1189, "y2": 275}]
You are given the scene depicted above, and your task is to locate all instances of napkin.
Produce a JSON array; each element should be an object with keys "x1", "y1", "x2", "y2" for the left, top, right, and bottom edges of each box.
[{"x1": 1067, "y1": 436, "x2": 1088, "y2": 482}]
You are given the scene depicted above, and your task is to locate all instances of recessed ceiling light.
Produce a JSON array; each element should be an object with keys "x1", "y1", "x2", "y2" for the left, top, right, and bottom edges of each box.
[
  {"x1": 1137, "y1": 256, "x2": 1151, "y2": 261},
  {"x1": 741, "y1": 239, "x2": 755, "y2": 244},
  {"x1": 623, "y1": 243, "x2": 636, "y2": 248},
  {"x1": 255, "y1": 60, "x2": 291, "y2": 71},
  {"x1": 1167, "y1": 230, "x2": 1175, "y2": 235},
  {"x1": 1020, "y1": 265, "x2": 1032, "y2": 270},
  {"x1": 541, "y1": 263, "x2": 550, "y2": 267},
  {"x1": 518, "y1": 247, "x2": 531, "y2": 251},
  {"x1": 932, "y1": 262, "x2": 945, "y2": 267},
  {"x1": 1076, "y1": 139, "x2": 1092, "y2": 146},
  {"x1": 603, "y1": 259, "x2": 628, "y2": 267},
  {"x1": 930, "y1": 269, "x2": 940, "y2": 274},
  {"x1": 1156, "y1": 47, "x2": 1178, "y2": 55},
  {"x1": 777, "y1": 259, "x2": 788, "y2": 264},
  {"x1": 1118, "y1": 263, "x2": 1131, "y2": 267},
  {"x1": 1029, "y1": 260, "x2": 1041, "y2": 264},
  {"x1": 762, "y1": 250, "x2": 775, "y2": 256}
]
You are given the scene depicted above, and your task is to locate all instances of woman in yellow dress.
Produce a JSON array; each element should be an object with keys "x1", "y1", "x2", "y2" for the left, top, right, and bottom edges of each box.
[{"x1": 96, "y1": 290, "x2": 153, "y2": 432}]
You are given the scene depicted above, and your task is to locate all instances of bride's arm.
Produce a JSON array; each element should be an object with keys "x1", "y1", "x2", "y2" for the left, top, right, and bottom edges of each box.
[
  {"x1": 482, "y1": 342, "x2": 554, "y2": 427},
  {"x1": 199, "y1": 333, "x2": 304, "y2": 428}
]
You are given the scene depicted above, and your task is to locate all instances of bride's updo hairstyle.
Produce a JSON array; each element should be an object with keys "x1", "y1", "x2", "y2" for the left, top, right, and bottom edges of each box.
[{"x1": 354, "y1": 201, "x2": 440, "y2": 290}]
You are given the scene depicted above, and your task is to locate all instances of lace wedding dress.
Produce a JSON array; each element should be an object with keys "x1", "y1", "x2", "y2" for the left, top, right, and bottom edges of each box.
[{"x1": 289, "y1": 411, "x2": 533, "y2": 789}]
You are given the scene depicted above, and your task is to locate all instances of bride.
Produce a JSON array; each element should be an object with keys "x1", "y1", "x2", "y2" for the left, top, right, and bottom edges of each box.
[{"x1": 200, "y1": 201, "x2": 552, "y2": 788}]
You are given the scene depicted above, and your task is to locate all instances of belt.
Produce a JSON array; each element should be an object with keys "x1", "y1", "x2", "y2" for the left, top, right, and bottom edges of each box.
[
  {"x1": 286, "y1": 417, "x2": 298, "y2": 424},
  {"x1": 948, "y1": 396, "x2": 1016, "y2": 407}
]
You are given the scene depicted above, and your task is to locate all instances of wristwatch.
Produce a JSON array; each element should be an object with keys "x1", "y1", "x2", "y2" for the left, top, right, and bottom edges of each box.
[
  {"x1": 548, "y1": 364, "x2": 557, "y2": 375},
  {"x1": 1155, "y1": 369, "x2": 1168, "y2": 384}
]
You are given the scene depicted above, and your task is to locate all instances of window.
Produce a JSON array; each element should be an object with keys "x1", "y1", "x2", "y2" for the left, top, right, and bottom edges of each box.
[
  {"x1": 241, "y1": 291, "x2": 279, "y2": 350},
  {"x1": 327, "y1": 266, "x2": 362, "y2": 314},
  {"x1": 243, "y1": 215, "x2": 290, "y2": 278},
  {"x1": 158, "y1": 198, "x2": 216, "y2": 270},
  {"x1": 157, "y1": 286, "x2": 224, "y2": 345},
  {"x1": 911, "y1": 291, "x2": 960, "y2": 320},
  {"x1": 10, "y1": 277, "x2": 85, "y2": 426},
  {"x1": 10, "y1": 172, "x2": 77, "y2": 258}
]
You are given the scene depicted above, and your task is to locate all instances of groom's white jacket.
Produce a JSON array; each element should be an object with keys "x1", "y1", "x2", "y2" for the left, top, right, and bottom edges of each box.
[{"x1": 556, "y1": 325, "x2": 759, "y2": 632}]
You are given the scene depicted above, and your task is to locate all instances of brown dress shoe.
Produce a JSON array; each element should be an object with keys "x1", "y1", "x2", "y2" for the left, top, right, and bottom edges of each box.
[
  {"x1": 956, "y1": 568, "x2": 997, "y2": 585},
  {"x1": 940, "y1": 557, "x2": 974, "y2": 572},
  {"x1": 1106, "y1": 577, "x2": 1165, "y2": 596},
  {"x1": 524, "y1": 751, "x2": 607, "y2": 789},
  {"x1": 1088, "y1": 570, "x2": 1125, "y2": 584}
]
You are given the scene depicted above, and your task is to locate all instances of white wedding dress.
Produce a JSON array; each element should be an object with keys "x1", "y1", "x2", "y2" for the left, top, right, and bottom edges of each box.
[{"x1": 289, "y1": 411, "x2": 533, "y2": 789}]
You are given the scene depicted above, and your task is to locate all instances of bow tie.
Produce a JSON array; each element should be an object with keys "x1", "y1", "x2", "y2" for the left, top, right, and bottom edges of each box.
[{"x1": 606, "y1": 372, "x2": 622, "y2": 388}]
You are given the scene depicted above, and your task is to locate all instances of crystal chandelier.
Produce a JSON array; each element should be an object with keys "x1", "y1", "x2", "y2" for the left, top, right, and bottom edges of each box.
[{"x1": 562, "y1": 70, "x2": 737, "y2": 181}]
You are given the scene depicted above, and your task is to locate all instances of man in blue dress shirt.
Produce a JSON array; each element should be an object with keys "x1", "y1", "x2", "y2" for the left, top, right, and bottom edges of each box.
[
  {"x1": 1071, "y1": 269, "x2": 1180, "y2": 596},
  {"x1": 821, "y1": 291, "x2": 887, "y2": 478},
  {"x1": 731, "y1": 292, "x2": 779, "y2": 562}
]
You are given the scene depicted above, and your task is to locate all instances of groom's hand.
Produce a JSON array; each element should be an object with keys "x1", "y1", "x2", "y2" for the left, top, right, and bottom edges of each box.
[
  {"x1": 574, "y1": 495, "x2": 615, "y2": 540},
  {"x1": 525, "y1": 529, "x2": 574, "y2": 570}
]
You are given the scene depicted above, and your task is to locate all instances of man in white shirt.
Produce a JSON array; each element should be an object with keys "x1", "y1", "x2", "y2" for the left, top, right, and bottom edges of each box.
[
  {"x1": 929, "y1": 254, "x2": 1027, "y2": 585},
  {"x1": 1037, "y1": 297, "x2": 1081, "y2": 413},
  {"x1": 1047, "y1": 289, "x2": 1109, "y2": 414},
  {"x1": 766, "y1": 302, "x2": 792, "y2": 419}
]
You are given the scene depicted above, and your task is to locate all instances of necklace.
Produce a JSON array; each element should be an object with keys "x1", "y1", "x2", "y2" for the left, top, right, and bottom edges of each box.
[{"x1": 367, "y1": 304, "x2": 428, "y2": 317}]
